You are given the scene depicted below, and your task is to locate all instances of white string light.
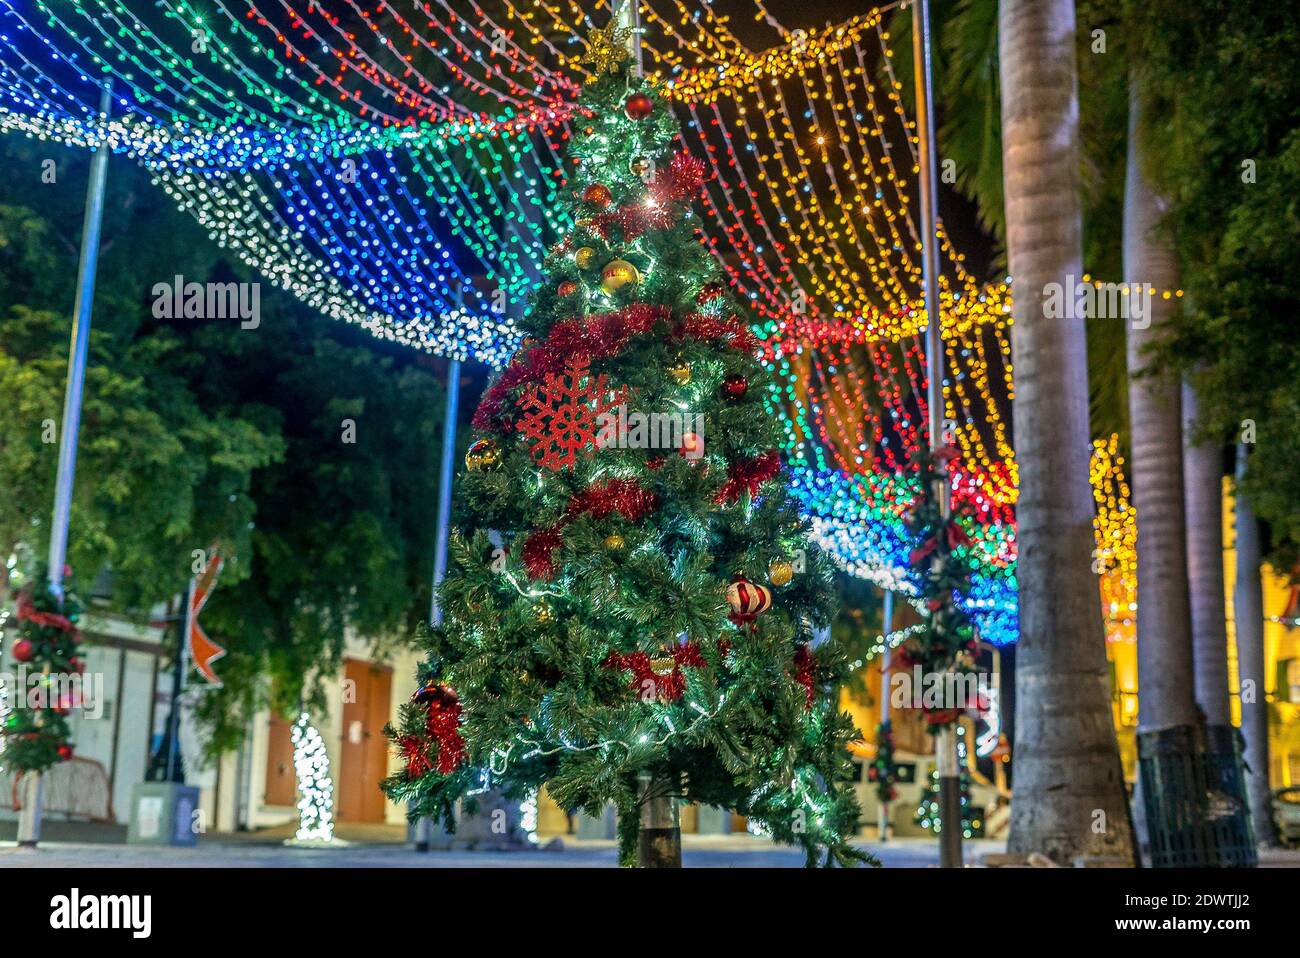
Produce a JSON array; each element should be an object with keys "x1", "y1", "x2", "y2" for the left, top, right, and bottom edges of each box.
[{"x1": 291, "y1": 712, "x2": 335, "y2": 843}]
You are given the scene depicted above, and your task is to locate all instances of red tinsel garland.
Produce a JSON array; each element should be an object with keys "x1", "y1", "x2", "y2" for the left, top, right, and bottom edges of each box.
[
  {"x1": 670, "y1": 313, "x2": 758, "y2": 355},
  {"x1": 522, "y1": 478, "x2": 658, "y2": 580},
  {"x1": 713, "y1": 450, "x2": 782, "y2": 505},
  {"x1": 402, "y1": 684, "x2": 467, "y2": 777},
  {"x1": 473, "y1": 304, "x2": 760, "y2": 432},
  {"x1": 602, "y1": 639, "x2": 707, "y2": 704},
  {"x1": 584, "y1": 152, "x2": 707, "y2": 242},
  {"x1": 793, "y1": 644, "x2": 816, "y2": 709},
  {"x1": 16, "y1": 593, "x2": 78, "y2": 634},
  {"x1": 474, "y1": 305, "x2": 670, "y2": 429},
  {"x1": 397, "y1": 733, "x2": 433, "y2": 778}
]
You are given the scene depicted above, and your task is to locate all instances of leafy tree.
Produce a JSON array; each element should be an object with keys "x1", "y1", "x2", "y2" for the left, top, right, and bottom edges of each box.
[
  {"x1": 0, "y1": 135, "x2": 449, "y2": 751},
  {"x1": 1134, "y1": 0, "x2": 1300, "y2": 570},
  {"x1": 185, "y1": 311, "x2": 447, "y2": 751},
  {"x1": 0, "y1": 138, "x2": 281, "y2": 608}
]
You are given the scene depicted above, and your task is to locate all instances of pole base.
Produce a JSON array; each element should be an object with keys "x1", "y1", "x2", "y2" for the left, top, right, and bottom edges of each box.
[
  {"x1": 637, "y1": 772, "x2": 682, "y2": 868},
  {"x1": 637, "y1": 827, "x2": 682, "y2": 868}
]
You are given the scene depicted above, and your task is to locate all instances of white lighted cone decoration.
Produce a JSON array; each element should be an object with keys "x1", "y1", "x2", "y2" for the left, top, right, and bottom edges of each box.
[{"x1": 291, "y1": 713, "x2": 335, "y2": 843}]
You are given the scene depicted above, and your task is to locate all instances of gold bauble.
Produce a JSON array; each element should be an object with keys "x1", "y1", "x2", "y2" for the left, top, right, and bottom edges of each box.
[
  {"x1": 650, "y1": 657, "x2": 675, "y2": 677},
  {"x1": 630, "y1": 156, "x2": 652, "y2": 178},
  {"x1": 465, "y1": 437, "x2": 502, "y2": 472},
  {"x1": 574, "y1": 246, "x2": 597, "y2": 268},
  {"x1": 600, "y1": 258, "x2": 640, "y2": 293},
  {"x1": 604, "y1": 533, "x2": 626, "y2": 552},
  {"x1": 535, "y1": 601, "x2": 555, "y2": 623},
  {"x1": 768, "y1": 559, "x2": 795, "y2": 587},
  {"x1": 666, "y1": 358, "x2": 692, "y2": 386}
]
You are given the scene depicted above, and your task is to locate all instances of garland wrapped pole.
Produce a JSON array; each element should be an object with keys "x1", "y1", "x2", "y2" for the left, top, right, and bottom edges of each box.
[
  {"x1": 911, "y1": 0, "x2": 963, "y2": 869},
  {"x1": 17, "y1": 82, "x2": 112, "y2": 848},
  {"x1": 876, "y1": 592, "x2": 895, "y2": 840}
]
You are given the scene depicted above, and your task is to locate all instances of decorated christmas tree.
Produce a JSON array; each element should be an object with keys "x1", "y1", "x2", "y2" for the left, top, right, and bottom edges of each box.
[
  {"x1": 383, "y1": 24, "x2": 866, "y2": 867},
  {"x1": 0, "y1": 564, "x2": 85, "y2": 773}
]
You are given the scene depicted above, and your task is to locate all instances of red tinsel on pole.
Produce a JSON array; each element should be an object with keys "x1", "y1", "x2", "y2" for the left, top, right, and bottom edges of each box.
[{"x1": 16, "y1": 593, "x2": 78, "y2": 634}]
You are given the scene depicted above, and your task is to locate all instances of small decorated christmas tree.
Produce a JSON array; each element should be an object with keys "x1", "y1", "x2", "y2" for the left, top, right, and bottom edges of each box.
[
  {"x1": 384, "y1": 24, "x2": 865, "y2": 867},
  {"x1": 0, "y1": 565, "x2": 85, "y2": 773}
]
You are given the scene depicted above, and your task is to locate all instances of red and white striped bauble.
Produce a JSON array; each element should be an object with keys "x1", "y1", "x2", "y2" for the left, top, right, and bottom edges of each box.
[{"x1": 726, "y1": 576, "x2": 772, "y2": 623}]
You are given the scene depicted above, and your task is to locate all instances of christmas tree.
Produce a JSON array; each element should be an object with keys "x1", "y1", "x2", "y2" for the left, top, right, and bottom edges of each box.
[
  {"x1": 0, "y1": 564, "x2": 85, "y2": 773},
  {"x1": 383, "y1": 24, "x2": 866, "y2": 867}
]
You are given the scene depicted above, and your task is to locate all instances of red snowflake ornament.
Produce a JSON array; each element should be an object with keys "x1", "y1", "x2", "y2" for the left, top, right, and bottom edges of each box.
[{"x1": 516, "y1": 354, "x2": 623, "y2": 471}]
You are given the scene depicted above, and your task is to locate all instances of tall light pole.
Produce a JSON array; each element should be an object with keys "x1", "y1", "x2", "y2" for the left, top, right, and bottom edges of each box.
[
  {"x1": 18, "y1": 82, "x2": 114, "y2": 848},
  {"x1": 414, "y1": 291, "x2": 464, "y2": 853},
  {"x1": 430, "y1": 355, "x2": 462, "y2": 628},
  {"x1": 911, "y1": 0, "x2": 962, "y2": 868},
  {"x1": 878, "y1": 591, "x2": 895, "y2": 841}
]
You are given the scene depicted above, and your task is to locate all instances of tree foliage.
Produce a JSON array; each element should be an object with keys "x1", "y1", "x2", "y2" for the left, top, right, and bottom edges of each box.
[
  {"x1": 1133, "y1": 0, "x2": 1300, "y2": 570},
  {"x1": 382, "y1": 51, "x2": 868, "y2": 866},
  {"x1": 0, "y1": 136, "x2": 447, "y2": 749}
]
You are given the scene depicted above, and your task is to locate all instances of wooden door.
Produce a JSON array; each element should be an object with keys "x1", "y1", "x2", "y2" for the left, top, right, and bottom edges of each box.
[
  {"x1": 337, "y1": 659, "x2": 393, "y2": 823},
  {"x1": 264, "y1": 714, "x2": 296, "y2": 807}
]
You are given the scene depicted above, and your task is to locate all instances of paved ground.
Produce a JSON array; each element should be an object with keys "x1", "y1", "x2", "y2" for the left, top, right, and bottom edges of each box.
[
  {"x1": 0, "y1": 834, "x2": 995, "y2": 867},
  {"x1": 4, "y1": 822, "x2": 1297, "y2": 868}
]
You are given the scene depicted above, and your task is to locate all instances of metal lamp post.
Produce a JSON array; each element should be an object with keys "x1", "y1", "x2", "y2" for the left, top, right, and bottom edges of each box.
[
  {"x1": 18, "y1": 82, "x2": 114, "y2": 848},
  {"x1": 910, "y1": 0, "x2": 963, "y2": 868}
]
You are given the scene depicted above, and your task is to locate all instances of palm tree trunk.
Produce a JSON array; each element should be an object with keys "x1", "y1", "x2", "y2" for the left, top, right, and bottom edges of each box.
[
  {"x1": 999, "y1": 0, "x2": 1134, "y2": 865},
  {"x1": 1124, "y1": 85, "x2": 1198, "y2": 735},
  {"x1": 1181, "y1": 383, "x2": 1231, "y2": 726},
  {"x1": 1234, "y1": 448, "x2": 1278, "y2": 846}
]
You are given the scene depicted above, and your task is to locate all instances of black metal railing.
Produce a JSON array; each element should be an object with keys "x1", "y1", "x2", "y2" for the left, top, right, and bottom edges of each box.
[{"x1": 1138, "y1": 724, "x2": 1257, "y2": 867}]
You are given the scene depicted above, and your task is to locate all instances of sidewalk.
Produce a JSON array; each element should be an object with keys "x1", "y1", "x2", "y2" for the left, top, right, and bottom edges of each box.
[{"x1": 0, "y1": 833, "x2": 1002, "y2": 868}]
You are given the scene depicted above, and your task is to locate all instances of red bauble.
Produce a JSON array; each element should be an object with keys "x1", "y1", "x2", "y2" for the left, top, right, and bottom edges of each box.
[
  {"x1": 581, "y1": 183, "x2": 613, "y2": 209},
  {"x1": 556, "y1": 280, "x2": 579, "y2": 297},
  {"x1": 726, "y1": 576, "x2": 772, "y2": 624},
  {"x1": 679, "y1": 432, "x2": 705, "y2": 460},
  {"x1": 69, "y1": 657, "x2": 84, "y2": 674},
  {"x1": 57, "y1": 744, "x2": 73, "y2": 761},
  {"x1": 721, "y1": 374, "x2": 748, "y2": 399},
  {"x1": 624, "y1": 93, "x2": 654, "y2": 120},
  {"x1": 11, "y1": 639, "x2": 34, "y2": 662}
]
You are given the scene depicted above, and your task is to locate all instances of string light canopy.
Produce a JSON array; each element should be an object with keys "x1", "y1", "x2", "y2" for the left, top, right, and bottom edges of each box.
[{"x1": 0, "y1": 1, "x2": 1154, "y2": 645}]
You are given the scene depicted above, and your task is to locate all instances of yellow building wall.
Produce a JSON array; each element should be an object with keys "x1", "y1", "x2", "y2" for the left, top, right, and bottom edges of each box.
[{"x1": 1104, "y1": 480, "x2": 1300, "y2": 786}]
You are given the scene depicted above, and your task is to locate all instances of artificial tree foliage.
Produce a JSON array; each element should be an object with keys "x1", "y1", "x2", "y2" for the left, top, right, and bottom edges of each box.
[{"x1": 384, "y1": 34, "x2": 868, "y2": 867}]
